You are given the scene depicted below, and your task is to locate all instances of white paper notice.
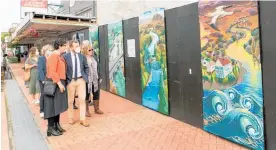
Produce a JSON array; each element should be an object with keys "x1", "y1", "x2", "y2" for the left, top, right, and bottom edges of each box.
[{"x1": 127, "y1": 39, "x2": 136, "y2": 57}]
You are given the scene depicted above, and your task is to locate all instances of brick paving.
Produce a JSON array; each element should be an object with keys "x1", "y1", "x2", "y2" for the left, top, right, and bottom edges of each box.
[{"x1": 8, "y1": 63, "x2": 248, "y2": 150}]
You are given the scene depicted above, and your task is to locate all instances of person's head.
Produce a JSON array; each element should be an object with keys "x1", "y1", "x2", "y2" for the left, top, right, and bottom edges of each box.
[
  {"x1": 82, "y1": 40, "x2": 90, "y2": 47},
  {"x1": 41, "y1": 44, "x2": 54, "y2": 58},
  {"x1": 81, "y1": 45, "x2": 94, "y2": 56},
  {"x1": 29, "y1": 47, "x2": 38, "y2": 58},
  {"x1": 69, "y1": 40, "x2": 80, "y2": 53},
  {"x1": 54, "y1": 38, "x2": 67, "y2": 54}
]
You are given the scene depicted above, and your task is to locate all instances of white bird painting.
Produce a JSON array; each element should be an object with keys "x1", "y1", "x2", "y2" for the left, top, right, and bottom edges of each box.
[{"x1": 207, "y1": 5, "x2": 234, "y2": 31}]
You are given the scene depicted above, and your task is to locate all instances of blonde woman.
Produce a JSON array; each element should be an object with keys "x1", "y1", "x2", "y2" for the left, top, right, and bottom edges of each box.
[
  {"x1": 25, "y1": 47, "x2": 40, "y2": 104},
  {"x1": 38, "y1": 45, "x2": 54, "y2": 118},
  {"x1": 82, "y1": 44, "x2": 103, "y2": 116}
]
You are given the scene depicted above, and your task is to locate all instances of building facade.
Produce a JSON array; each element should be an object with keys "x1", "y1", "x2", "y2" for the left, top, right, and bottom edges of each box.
[
  {"x1": 97, "y1": 0, "x2": 198, "y2": 25},
  {"x1": 58, "y1": 0, "x2": 96, "y2": 43}
]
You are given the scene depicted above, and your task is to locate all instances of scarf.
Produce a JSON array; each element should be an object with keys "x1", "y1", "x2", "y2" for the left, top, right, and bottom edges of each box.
[{"x1": 87, "y1": 56, "x2": 99, "y2": 93}]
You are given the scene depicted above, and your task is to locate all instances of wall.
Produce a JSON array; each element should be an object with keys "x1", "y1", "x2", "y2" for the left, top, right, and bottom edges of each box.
[
  {"x1": 89, "y1": 1, "x2": 276, "y2": 149},
  {"x1": 165, "y1": 3, "x2": 203, "y2": 128},
  {"x1": 97, "y1": 0, "x2": 198, "y2": 25},
  {"x1": 59, "y1": 0, "x2": 96, "y2": 18}
]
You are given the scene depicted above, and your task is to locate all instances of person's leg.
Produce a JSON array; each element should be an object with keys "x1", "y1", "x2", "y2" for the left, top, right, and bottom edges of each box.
[
  {"x1": 47, "y1": 116, "x2": 61, "y2": 136},
  {"x1": 85, "y1": 83, "x2": 91, "y2": 117},
  {"x1": 38, "y1": 81, "x2": 44, "y2": 117},
  {"x1": 55, "y1": 114, "x2": 66, "y2": 132},
  {"x1": 73, "y1": 97, "x2": 78, "y2": 109},
  {"x1": 93, "y1": 84, "x2": 103, "y2": 114},
  {"x1": 35, "y1": 93, "x2": 40, "y2": 103},
  {"x1": 67, "y1": 81, "x2": 76, "y2": 124},
  {"x1": 31, "y1": 94, "x2": 36, "y2": 102},
  {"x1": 77, "y1": 79, "x2": 89, "y2": 127}
]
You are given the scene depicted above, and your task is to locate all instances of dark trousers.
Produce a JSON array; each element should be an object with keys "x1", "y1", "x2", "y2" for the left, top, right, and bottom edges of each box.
[
  {"x1": 39, "y1": 81, "x2": 44, "y2": 113},
  {"x1": 47, "y1": 115, "x2": 60, "y2": 127},
  {"x1": 85, "y1": 83, "x2": 100, "y2": 101}
]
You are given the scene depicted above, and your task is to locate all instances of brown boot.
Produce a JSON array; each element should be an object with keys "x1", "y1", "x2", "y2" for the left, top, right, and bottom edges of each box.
[
  {"x1": 85, "y1": 100, "x2": 91, "y2": 117},
  {"x1": 80, "y1": 120, "x2": 89, "y2": 127},
  {"x1": 94, "y1": 100, "x2": 103, "y2": 114}
]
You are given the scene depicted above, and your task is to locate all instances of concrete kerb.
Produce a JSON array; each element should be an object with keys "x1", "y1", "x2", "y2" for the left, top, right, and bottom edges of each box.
[
  {"x1": 8, "y1": 63, "x2": 52, "y2": 150},
  {"x1": 2, "y1": 87, "x2": 14, "y2": 150}
]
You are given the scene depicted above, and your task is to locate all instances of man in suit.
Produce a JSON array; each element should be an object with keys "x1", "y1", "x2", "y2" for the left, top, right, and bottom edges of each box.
[
  {"x1": 65, "y1": 41, "x2": 78, "y2": 110},
  {"x1": 63, "y1": 40, "x2": 89, "y2": 127}
]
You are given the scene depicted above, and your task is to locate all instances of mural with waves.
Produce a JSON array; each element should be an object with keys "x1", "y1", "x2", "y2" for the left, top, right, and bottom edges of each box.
[
  {"x1": 139, "y1": 8, "x2": 169, "y2": 115},
  {"x1": 198, "y1": 0, "x2": 264, "y2": 149}
]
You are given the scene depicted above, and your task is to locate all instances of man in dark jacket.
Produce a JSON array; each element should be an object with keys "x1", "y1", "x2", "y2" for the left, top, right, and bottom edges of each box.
[{"x1": 63, "y1": 40, "x2": 89, "y2": 127}]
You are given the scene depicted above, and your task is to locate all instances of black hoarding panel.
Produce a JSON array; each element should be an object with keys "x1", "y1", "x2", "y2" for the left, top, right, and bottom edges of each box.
[
  {"x1": 259, "y1": 2, "x2": 276, "y2": 150},
  {"x1": 165, "y1": 2, "x2": 203, "y2": 128},
  {"x1": 99, "y1": 25, "x2": 108, "y2": 91},
  {"x1": 123, "y1": 17, "x2": 142, "y2": 104}
]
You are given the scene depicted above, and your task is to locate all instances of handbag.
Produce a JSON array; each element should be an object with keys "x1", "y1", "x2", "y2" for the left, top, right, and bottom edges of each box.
[
  {"x1": 44, "y1": 79, "x2": 57, "y2": 97},
  {"x1": 23, "y1": 69, "x2": 30, "y2": 81}
]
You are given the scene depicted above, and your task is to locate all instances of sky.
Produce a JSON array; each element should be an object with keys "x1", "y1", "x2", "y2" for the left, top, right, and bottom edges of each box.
[{"x1": 0, "y1": 0, "x2": 61, "y2": 32}]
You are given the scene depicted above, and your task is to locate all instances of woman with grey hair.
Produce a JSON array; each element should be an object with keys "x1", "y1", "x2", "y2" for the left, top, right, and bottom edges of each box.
[{"x1": 37, "y1": 44, "x2": 54, "y2": 118}]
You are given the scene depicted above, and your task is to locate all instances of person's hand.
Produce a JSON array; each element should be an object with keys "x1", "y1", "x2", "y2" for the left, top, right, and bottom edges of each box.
[
  {"x1": 32, "y1": 64, "x2": 37, "y2": 67},
  {"x1": 42, "y1": 81, "x2": 45, "y2": 84},
  {"x1": 57, "y1": 82, "x2": 65, "y2": 93}
]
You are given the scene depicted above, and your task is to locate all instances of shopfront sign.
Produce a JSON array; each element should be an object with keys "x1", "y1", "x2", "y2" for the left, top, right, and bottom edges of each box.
[{"x1": 21, "y1": 0, "x2": 48, "y2": 8}]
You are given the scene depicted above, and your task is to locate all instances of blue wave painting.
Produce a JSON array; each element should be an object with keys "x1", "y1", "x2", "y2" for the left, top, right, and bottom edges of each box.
[
  {"x1": 139, "y1": 8, "x2": 169, "y2": 115},
  {"x1": 199, "y1": 0, "x2": 264, "y2": 149}
]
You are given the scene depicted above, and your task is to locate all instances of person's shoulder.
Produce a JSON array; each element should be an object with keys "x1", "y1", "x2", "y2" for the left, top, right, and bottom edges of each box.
[
  {"x1": 48, "y1": 52, "x2": 59, "y2": 59},
  {"x1": 63, "y1": 52, "x2": 69, "y2": 58}
]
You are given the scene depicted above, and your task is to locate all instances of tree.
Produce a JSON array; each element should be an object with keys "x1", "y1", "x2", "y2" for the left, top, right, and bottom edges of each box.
[{"x1": 1, "y1": 32, "x2": 10, "y2": 42}]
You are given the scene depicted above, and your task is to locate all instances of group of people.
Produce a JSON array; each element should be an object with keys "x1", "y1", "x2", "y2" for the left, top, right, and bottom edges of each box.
[{"x1": 24, "y1": 38, "x2": 103, "y2": 136}]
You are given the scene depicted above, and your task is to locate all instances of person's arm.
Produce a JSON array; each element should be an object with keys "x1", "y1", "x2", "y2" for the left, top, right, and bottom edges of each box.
[
  {"x1": 83, "y1": 55, "x2": 89, "y2": 76},
  {"x1": 42, "y1": 58, "x2": 47, "y2": 81},
  {"x1": 47, "y1": 53, "x2": 60, "y2": 83},
  {"x1": 37, "y1": 57, "x2": 45, "y2": 82}
]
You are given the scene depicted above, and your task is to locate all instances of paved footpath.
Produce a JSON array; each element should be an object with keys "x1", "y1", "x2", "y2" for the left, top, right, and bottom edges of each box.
[{"x1": 8, "y1": 63, "x2": 248, "y2": 150}]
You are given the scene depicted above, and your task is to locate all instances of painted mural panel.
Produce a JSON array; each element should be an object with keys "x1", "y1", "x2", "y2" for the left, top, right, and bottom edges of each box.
[
  {"x1": 139, "y1": 8, "x2": 169, "y2": 115},
  {"x1": 198, "y1": 1, "x2": 264, "y2": 149},
  {"x1": 107, "y1": 21, "x2": 126, "y2": 97},
  {"x1": 89, "y1": 26, "x2": 100, "y2": 61}
]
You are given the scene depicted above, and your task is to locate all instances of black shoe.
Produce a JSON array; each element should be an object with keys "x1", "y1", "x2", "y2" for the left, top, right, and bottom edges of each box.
[
  {"x1": 56, "y1": 122, "x2": 66, "y2": 132},
  {"x1": 73, "y1": 104, "x2": 78, "y2": 109},
  {"x1": 54, "y1": 124, "x2": 63, "y2": 135},
  {"x1": 47, "y1": 126, "x2": 62, "y2": 136}
]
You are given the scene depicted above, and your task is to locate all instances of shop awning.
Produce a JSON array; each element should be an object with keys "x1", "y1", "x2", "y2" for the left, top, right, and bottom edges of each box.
[{"x1": 11, "y1": 12, "x2": 96, "y2": 44}]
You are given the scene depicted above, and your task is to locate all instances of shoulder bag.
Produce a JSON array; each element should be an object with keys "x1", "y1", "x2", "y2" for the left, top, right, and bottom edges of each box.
[
  {"x1": 44, "y1": 79, "x2": 57, "y2": 97},
  {"x1": 23, "y1": 68, "x2": 30, "y2": 81}
]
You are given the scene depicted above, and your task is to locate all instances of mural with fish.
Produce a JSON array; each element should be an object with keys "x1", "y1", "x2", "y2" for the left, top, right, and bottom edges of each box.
[
  {"x1": 139, "y1": 8, "x2": 169, "y2": 115},
  {"x1": 198, "y1": 0, "x2": 264, "y2": 149}
]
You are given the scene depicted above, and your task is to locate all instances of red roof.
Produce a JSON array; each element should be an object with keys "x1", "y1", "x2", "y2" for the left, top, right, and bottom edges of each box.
[{"x1": 218, "y1": 58, "x2": 231, "y2": 66}]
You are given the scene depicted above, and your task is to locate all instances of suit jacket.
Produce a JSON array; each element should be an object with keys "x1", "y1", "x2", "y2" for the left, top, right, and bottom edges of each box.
[
  {"x1": 63, "y1": 52, "x2": 89, "y2": 84},
  {"x1": 37, "y1": 56, "x2": 46, "y2": 81}
]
